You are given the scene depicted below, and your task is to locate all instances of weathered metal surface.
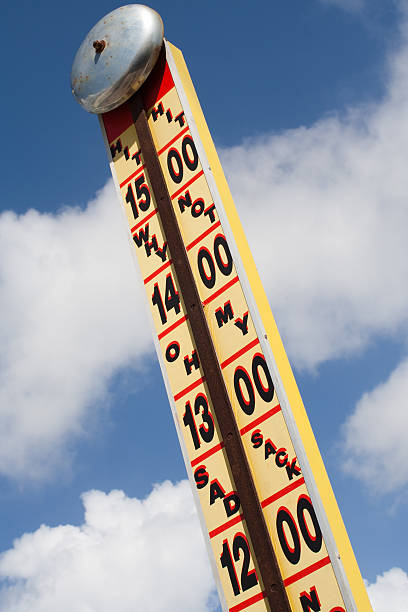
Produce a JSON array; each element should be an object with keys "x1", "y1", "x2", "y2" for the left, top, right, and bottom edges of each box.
[{"x1": 71, "y1": 5, "x2": 163, "y2": 113}]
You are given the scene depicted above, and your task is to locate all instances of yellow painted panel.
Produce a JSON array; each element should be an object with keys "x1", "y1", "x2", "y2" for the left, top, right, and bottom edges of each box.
[
  {"x1": 167, "y1": 41, "x2": 372, "y2": 612},
  {"x1": 145, "y1": 53, "x2": 347, "y2": 610}
]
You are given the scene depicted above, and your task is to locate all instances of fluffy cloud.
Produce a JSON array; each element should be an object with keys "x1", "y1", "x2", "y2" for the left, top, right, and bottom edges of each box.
[
  {"x1": 2, "y1": 2, "x2": 408, "y2": 487},
  {"x1": 214, "y1": 2, "x2": 408, "y2": 502},
  {"x1": 219, "y1": 12, "x2": 408, "y2": 491},
  {"x1": 0, "y1": 182, "x2": 151, "y2": 481},
  {"x1": 222, "y1": 22, "x2": 408, "y2": 370},
  {"x1": 342, "y1": 357, "x2": 408, "y2": 492},
  {"x1": 0, "y1": 481, "x2": 217, "y2": 612},
  {"x1": 0, "y1": 477, "x2": 405, "y2": 612},
  {"x1": 367, "y1": 567, "x2": 408, "y2": 612}
]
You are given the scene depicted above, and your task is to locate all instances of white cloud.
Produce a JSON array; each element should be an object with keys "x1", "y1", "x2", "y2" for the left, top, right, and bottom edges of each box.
[
  {"x1": 220, "y1": 10, "x2": 408, "y2": 492},
  {"x1": 0, "y1": 478, "x2": 405, "y2": 612},
  {"x1": 0, "y1": 182, "x2": 152, "y2": 481},
  {"x1": 221, "y1": 16, "x2": 408, "y2": 370},
  {"x1": 0, "y1": 480, "x2": 217, "y2": 612},
  {"x1": 2, "y1": 0, "x2": 408, "y2": 487},
  {"x1": 342, "y1": 357, "x2": 408, "y2": 492},
  {"x1": 367, "y1": 567, "x2": 408, "y2": 612}
]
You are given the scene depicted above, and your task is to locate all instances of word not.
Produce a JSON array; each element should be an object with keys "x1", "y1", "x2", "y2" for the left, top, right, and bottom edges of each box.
[{"x1": 178, "y1": 190, "x2": 216, "y2": 224}]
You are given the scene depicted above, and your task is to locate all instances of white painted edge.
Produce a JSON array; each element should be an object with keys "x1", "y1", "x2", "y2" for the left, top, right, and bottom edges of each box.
[{"x1": 165, "y1": 40, "x2": 357, "y2": 612}]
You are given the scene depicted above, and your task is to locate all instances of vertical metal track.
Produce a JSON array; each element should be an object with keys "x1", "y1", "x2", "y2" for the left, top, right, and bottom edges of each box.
[{"x1": 129, "y1": 92, "x2": 291, "y2": 612}]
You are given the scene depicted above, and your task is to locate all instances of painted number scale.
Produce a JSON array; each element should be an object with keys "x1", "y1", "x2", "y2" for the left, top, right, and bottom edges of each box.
[{"x1": 101, "y1": 45, "x2": 348, "y2": 612}]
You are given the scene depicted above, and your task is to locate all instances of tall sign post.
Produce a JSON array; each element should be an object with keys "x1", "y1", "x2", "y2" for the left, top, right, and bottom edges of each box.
[{"x1": 71, "y1": 6, "x2": 373, "y2": 612}]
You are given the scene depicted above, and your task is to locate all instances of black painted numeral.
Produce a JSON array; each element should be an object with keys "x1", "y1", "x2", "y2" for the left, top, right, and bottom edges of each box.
[
  {"x1": 197, "y1": 234, "x2": 233, "y2": 289},
  {"x1": 220, "y1": 534, "x2": 258, "y2": 596},
  {"x1": 276, "y1": 495, "x2": 322, "y2": 565},
  {"x1": 125, "y1": 173, "x2": 151, "y2": 220},
  {"x1": 125, "y1": 184, "x2": 138, "y2": 219},
  {"x1": 151, "y1": 274, "x2": 180, "y2": 324},
  {"x1": 135, "y1": 175, "x2": 150, "y2": 211},
  {"x1": 234, "y1": 354, "x2": 274, "y2": 415},
  {"x1": 167, "y1": 135, "x2": 199, "y2": 185},
  {"x1": 164, "y1": 273, "x2": 180, "y2": 316},
  {"x1": 183, "y1": 394, "x2": 214, "y2": 450}
]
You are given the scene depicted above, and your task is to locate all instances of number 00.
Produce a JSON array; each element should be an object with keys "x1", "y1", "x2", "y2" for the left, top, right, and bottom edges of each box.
[
  {"x1": 276, "y1": 495, "x2": 323, "y2": 565},
  {"x1": 234, "y1": 354, "x2": 274, "y2": 415}
]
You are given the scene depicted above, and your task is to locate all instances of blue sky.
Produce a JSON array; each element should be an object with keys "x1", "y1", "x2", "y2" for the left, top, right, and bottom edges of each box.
[{"x1": 0, "y1": 0, "x2": 407, "y2": 610}]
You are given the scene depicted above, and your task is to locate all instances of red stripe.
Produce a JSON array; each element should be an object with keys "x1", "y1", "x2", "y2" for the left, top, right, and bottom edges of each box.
[
  {"x1": 229, "y1": 591, "x2": 266, "y2": 612},
  {"x1": 221, "y1": 338, "x2": 260, "y2": 370},
  {"x1": 171, "y1": 170, "x2": 204, "y2": 200},
  {"x1": 191, "y1": 442, "x2": 224, "y2": 467},
  {"x1": 239, "y1": 404, "x2": 282, "y2": 436},
  {"x1": 261, "y1": 478, "x2": 305, "y2": 508},
  {"x1": 157, "y1": 126, "x2": 189, "y2": 156},
  {"x1": 157, "y1": 315, "x2": 188, "y2": 341},
  {"x1": 186, "y1": 219, "x2": 220, "y2": 252},
  {"x1": 283, "y1": 556, "x2": 331, "y2": 587},
  {"x1": 174, "y1": 376, "x2": 205, "y2": 402},
  {"x1": 119, "y1": 164, "x2": 145, "y2": 189},
  {"x1": 202, "y1": 276, "x2": 239, "y2": 306},
  {"x1": 143, "y1": 260, "x2": 172, "y2": 285},
  {"x1": 209, "y1": 514, "x2": 243, "y2": 539},
  {"x1": 130, "y1": 209, "x2": 158, "y2": 234}
]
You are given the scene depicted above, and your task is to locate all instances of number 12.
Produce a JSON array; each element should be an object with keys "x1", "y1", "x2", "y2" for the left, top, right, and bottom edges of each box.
[{"x1": 220, "y1": 533, "x2": 258, "y2": 596}]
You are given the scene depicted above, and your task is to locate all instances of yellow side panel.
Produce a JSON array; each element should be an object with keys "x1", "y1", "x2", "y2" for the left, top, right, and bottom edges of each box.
[{"x1": 167, "y1": 41, "x2": 372, "y2": 612}]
